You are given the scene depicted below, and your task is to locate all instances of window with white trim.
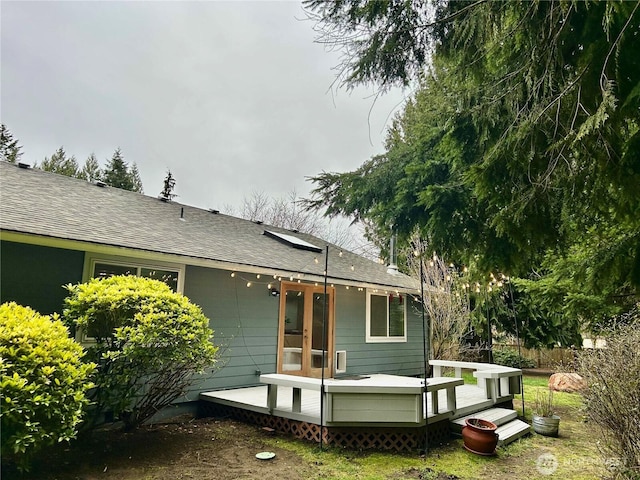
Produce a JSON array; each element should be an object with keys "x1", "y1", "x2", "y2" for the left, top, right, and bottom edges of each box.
[
  {"x1": 78, "y1": 256, "x2": 185, "y2": 343},
  {"x1": 93, "y1": 262, "x2": 181, "y2": 291},
  {"x1": 85, "y1": 254, "x2": 185, "y2": 293},
  {"x1": 366, "y1": 290, "x2": 407, "y2": 342}
]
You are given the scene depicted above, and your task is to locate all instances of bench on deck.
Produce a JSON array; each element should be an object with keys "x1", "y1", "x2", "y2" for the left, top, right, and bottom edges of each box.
[
  {"x1": 429, "y1": 360, "x2": 522, "y2": 403},
  {"x1": 259, "y1": 373, "x2": 463, "y2": 424}
]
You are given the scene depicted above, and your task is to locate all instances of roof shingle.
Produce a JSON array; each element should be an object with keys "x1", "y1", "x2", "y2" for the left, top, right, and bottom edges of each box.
[{"x1": 0, "y1": 161, "x2": 418, "y2": 290}]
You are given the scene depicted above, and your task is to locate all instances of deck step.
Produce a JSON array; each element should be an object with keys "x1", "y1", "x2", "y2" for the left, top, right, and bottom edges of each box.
[
  {"x1": 451, "y1": 407, "x2": 531, "y2": 447},
  {"x1": 451, "y1": 407, "x2": 518, "y2": 433},
  {"x1": 496, "y1": 419, "x2": 531, "y2": 446}
]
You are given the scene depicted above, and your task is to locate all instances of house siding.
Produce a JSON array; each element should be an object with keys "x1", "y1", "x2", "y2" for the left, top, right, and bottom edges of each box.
[
  {"x1": 334, "y1": 287, "x2": 424, "y2": 377},
  {"x1": 182, "y1": 265, "x2": 280, "y2": 398},
  {"x1": 182, "y1": 267, "x2": 424, "y2": 399},
  {"x1": 0, "y1": 240, "x2": 84, "y2": 315}
]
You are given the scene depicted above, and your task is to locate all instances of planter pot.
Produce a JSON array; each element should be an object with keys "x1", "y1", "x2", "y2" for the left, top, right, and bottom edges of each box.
[
  {"x1": 532, "y1": 414, "x2": 560, "y2": 437},
  {"x1": 461, "y1": 418, "x2": 499, "y2": 456}
]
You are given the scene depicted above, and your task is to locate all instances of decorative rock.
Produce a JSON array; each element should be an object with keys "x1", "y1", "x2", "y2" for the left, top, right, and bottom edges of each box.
[{"x1": 548, "y1": 373, "x2": 586, "y2": 393}]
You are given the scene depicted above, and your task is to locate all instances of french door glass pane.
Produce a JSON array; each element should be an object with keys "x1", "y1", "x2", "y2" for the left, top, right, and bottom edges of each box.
[
  {"x1": 311, "y1": 293, "x2": 329, "y2": 369},
  {"x1": 282, "y1": 289, "x2": 305, "y2": 371}
]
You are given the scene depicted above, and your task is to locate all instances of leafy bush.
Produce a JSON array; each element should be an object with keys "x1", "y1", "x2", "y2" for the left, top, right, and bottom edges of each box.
[
  {"x1": 578, "y1": 309, "x2": 640, "y2": 479},
  {"x1": 0, "y1": 302, "x2": 95, "y2": 468},
  {"x1": 492, "y1": 347, "x2": 536, "y2": 369},
  {"x1": 63, "y1": 275, "x2": 219, "y2": 429}
]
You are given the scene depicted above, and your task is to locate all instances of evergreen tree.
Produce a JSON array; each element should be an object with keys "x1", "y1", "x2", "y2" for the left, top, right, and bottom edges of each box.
[
  {"x1": 129, "y1": 163, "x2": 143, "y2": 194},
  {"x1": 79, "y1": 153, "x2": 102, "y2": 182},
  {"x1": 39, "y1": 147, "x2": 80, "y2": 177},
  {"x1": 305, "y1": 0, "x2": 640, "y2": 338},
  {"x1": 0, "y1": 124, "x2": 23, "y2": 164},
  {"x1": 159, "y1": 170, "x2": 177, "y2": 200},
  {"x1": 102, "y1": 148, "x2": 143, "y2": 193}
]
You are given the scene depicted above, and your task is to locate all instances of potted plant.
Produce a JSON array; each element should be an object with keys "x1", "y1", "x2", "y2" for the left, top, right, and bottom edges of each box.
[
  {"x1": 532, "y1": 388, "x2": 560, "y2": 437},
  {"x1": 461, "y1": 418, "x2": 499, "y2": 455}
]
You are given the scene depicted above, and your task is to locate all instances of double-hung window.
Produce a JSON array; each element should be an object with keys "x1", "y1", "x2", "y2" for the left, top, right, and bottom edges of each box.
[{"x1": 366, "y1": 290, "x2": 406, "y2": 342}]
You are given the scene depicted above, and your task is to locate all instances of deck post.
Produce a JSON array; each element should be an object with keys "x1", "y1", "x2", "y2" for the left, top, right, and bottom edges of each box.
[
  {"x1": 292, "y1": 387, "x2": 302, "y2": 413},
  {"x1": 446, "y1": 386, "x2": 456, "y2": 413},
  {"x1": 267, "y1": 384, "x2": 277, "y2": 414}
]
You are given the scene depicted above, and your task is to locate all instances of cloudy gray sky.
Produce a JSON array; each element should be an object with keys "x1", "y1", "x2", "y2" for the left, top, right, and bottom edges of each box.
[{"x1": 1, "y1": 1, "x2": 406, "y2": 213}]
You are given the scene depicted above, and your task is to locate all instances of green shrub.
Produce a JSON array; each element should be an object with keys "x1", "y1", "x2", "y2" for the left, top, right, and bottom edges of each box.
[
  {"x1": 578, "y1": 311, "x2": 640, "y2": 479},
  {"x1": 492, "y1": 347, "x2": 536, "y2": 369},
  {"x1": 0, "y1": 302, "x2": 95, "y2": 468},
  {"x1": 63, "y1": 275, "x2": 219, "y2": 429}
]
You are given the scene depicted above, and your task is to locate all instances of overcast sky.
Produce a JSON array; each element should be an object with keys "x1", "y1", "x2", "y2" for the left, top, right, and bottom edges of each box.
[{"x1": 1, "y1": 1, "x2": 406, "y2": 213}]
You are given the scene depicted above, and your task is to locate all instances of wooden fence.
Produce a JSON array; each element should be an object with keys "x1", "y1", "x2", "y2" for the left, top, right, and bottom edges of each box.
[{"x1": 493, "y1": 344, "x2": 577, "y2": 369}]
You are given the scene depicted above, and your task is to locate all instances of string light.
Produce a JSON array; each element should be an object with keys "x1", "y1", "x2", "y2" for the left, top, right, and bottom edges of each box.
[
  {"x1": 350, "y1": 265, "x2": 355, "y2": 271},
  {"x1": 339, "y1": 251, "x2": 343, "y2": 257},
  {"x1": 256, "y1": 274, "x2": 261, "y2": 279},
  {"x1": 267, "y1": 283, "x2": 272, "y2": 289},
  {"x1": 246, "y1": 281, "x2": 252, "y2": 287},
  {"x1": 230, "y1": 272, "x2": 236, "y2": 277},
  {"x1": 314, "y1": 257, "x2": 319, "y2": 264}
]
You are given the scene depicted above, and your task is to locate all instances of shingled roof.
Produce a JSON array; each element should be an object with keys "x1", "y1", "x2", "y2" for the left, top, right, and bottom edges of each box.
[{"x1": 0, "y1": 161, "x2": 418, "y2": 291}]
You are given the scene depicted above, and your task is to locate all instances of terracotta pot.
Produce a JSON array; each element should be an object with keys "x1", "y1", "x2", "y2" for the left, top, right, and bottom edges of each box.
[{"x1": 461, "y1": 418, "x2": 498, "y2": 456}]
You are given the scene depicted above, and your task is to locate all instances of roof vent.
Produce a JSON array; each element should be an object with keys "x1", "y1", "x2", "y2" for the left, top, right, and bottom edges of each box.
[
  {"x1": 158, "y1": 196, "x2": 170, "y2": 202},
  {"x1": 17, "y1": 162, "x2": 31, "y2": 169},
  {"x1": 208, "y1": 209, "x2": 219, "y2": 214},
  {"x1": 95, "y1": 180, "x2": 107, "y2": 188},
  {"x1": 290, "y1": 229, "x2": 299, "y2": 233},
  {"x1": 254, "y1": 220, "x2": 263, "y2": 225}
]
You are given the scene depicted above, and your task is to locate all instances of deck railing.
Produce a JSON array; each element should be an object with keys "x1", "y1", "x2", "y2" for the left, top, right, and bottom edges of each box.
[{"x1": 429, "y1": 360, "x2": 522, "y2": 403}]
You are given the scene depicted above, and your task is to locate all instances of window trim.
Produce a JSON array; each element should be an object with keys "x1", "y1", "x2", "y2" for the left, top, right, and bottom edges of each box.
[
  {"x1": 365, "y1": 289, "x2": 407, "y2": 343},
  {"x1": 83, "y1": 253, "x2": 185, "y2": 293}
]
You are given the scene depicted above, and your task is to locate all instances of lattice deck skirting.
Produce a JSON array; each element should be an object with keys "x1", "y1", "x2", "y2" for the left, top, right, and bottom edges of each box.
[{"x1": 198, "y1": 402, "x2": 451, "y2": 452}]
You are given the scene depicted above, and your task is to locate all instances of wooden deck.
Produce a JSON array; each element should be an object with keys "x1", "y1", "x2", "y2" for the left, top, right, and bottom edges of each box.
[
  {"x1": 199, "y1": 374, "x2": 507, "y2": 427},
  {"x1": 199, "y1": 364, "x2": 525, "y2": 452}
]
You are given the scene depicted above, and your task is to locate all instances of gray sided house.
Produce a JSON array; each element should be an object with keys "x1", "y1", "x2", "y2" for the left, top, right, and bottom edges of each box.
[{"x1": 0, "y1": 161, "x2": 423, "y2": 403}]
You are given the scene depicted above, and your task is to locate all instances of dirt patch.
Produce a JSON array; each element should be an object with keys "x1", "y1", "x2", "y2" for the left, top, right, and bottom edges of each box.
[{"x1": 2, "y1": 417, "x2": 314, "y2": 480}]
